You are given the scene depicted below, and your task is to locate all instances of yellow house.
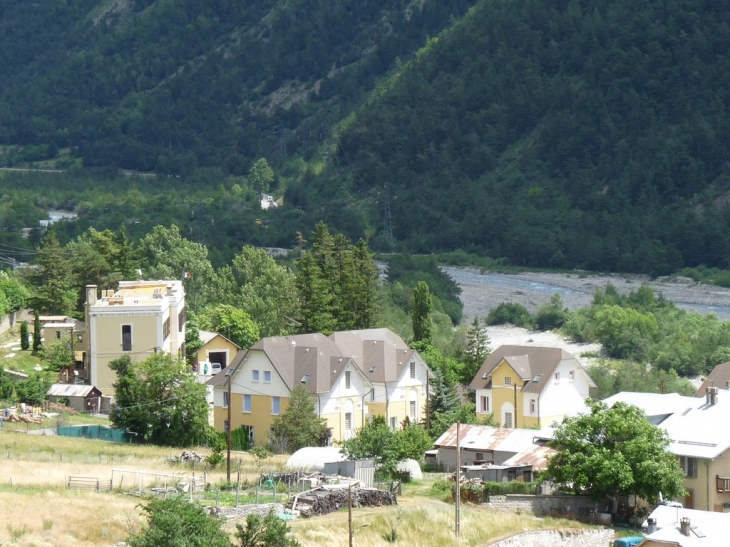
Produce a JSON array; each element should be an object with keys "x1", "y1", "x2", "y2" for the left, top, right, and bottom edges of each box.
[
  {"x1": 192, "y1": 330, "x2": 240, "y2": 373},
  {"x1": 41, "y1": 317, "x2": 88, "y2": 381},
  {"x1": 84, "y1": 281, "x2": 186, "y2": 394},
  {"x1": 209, "y1": 333, "x2": 372, "y2": 447},
  {"x1": 470, "y1": 346, "x2": 595, "y2": 429},
  {"x1": 330, "y1": 329, "x2": 431, "y2": 430}
]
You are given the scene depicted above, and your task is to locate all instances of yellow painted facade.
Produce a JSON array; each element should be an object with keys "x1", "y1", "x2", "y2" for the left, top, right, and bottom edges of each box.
[
  {"x1": 213, "y1": 393, "x2": 290, "y2": 446},
  {"x1": 93, "y1": 314, "x2": 161, "y2": 392},
  {"x1": 490, "y1": 360, "x2": 539, "y2": 429},
  {"x1": 194, "y1": 335, "x2": 239, "y2": 369},
  {"x1": 678, "y1": 451, "x2": 730, "y2": 512}
]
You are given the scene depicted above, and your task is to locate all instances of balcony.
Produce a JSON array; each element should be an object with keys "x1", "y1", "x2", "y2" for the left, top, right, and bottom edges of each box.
[{"x1": 716, "y1": 475, "x2": 730, "y2": 493}]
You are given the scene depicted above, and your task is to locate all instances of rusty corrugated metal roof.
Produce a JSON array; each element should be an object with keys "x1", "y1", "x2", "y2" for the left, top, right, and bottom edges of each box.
[{"x1": 502, "y1": 444, "x2": 556, "y2": 469}]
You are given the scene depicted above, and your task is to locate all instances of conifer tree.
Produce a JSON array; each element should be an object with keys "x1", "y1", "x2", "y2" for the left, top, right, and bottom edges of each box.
[
  {"x1": 29, "y1": 230, "x2": 76, "y2": 315},
  {"x1": 20, "y1": 320, "x2": 29, "y2": 351},
  {"x1": 32, "y1": 312, "x2": 42, "y2": 352},
  {"x1": 463, "y1": 316, "x2": 490, "y2": 384},
  {"x1": 412, "y1": 281, "x2": 432, "y2": 343}
]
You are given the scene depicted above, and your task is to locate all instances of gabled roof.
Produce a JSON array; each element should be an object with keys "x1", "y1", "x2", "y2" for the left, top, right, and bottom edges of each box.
[
  {"x1": 470, "y1": 345, "x2": 591, "y2": 393},
  {"x1": 696, "y1": 361, "x2": 730, "y2": 397},
  {"x1": 208, "y1": 334, "x2": 368, "y2": 395},
  {"x1": 47, "y1": 384, "x2": 100, "y2": 397},
  {"x1": 197, "y1": 330, "x2": 241, "y2": 350},
  {"x1": 330, "y1": 329, "x2": 426, "y2": 384}
]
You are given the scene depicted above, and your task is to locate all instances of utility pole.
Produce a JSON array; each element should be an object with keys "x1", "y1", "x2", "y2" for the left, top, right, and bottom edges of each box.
[
  {"x1": 426, "y1": 373, "x2": 430, "y2": 430},
  {"x1": 348, "y1": 481, "x2": 354, "y2": 547},
  {"x1": 226, "y1": 368, "x2": 234, "y2": 482},
  {"x1": 455, "y1": 421, "x2": 461, "y2": 538}
]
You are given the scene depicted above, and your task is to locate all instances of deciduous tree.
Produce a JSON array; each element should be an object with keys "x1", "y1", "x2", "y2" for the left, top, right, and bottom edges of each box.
[
  {"x1": 198, "y1": 304, "x2": 260, "y2": 350},
  {"x1": 110, "y1": 353, "x2": 211, "y2": 446},
  {"x1": 545, "y1": 400, "x2": 685, "y2": 513}
]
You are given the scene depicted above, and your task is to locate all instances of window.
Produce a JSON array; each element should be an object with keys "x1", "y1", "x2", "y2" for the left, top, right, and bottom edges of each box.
[
  {"x1": 243, "y1": 394, "x2": 251, "y2": 413},
  {"x1": 569, "y1": 370, "x2": 575, "y2": 380},
  {"x1": 345, "y1": 371, "x2": 351, "y2": 389},
  {"x1": 530, "y1": 399, "x2": 536, "y2": 415},
  {"x1": 554, "y1": 372, "x2": 560, "y2": 381},
  {"x1": 178, "y1": 306, "x2": 186, "y2": 332},
  {"x1": 243, "y1": 425, "x2": 254, "y2": 447},
  {"x1": 162, "y1": 316, "x2": 170, "y2": 341},
  {"x1": 480, "y1": 396, "x2": 489, "y2": 412},
  {"x1": 410, "y1": 362, "x2": 416, "y2": 379},
  {"x1": 264, "y1": 370, "x2": 271, "y2": 383},
  {"x1": 55, "y1": 331, "x2": 61, "y2": 340},
  {"x1": 680, "y1": 456, "x2": 698, "y2": 478},
  {"x1": 122, "y1": 325, "x2": 132, "y2": 352},
  {"x1": 223, "y1": 392, "x2": 229, "y2": 408},
  {"x1": 345, "y1": 412, "x2": 352, "y2": 431},
  {"x1": 409, "y1": 400, "x2": 417, "y2": 421},
  {"x1": 389, "y1": 416, "x2": 398, "y2": 430},
  {"x1": 252, "y1": 370, "x2": 260, "y2": 382},
  {"x1": 504, "y1": 412, "x2": 513, "y2": 428},
  {"x1": 272, "y1": 396, "x2": 281, "y2": 415},
  {"x1": 504, "y1": 376, "x2": 511, "y2": 386}
]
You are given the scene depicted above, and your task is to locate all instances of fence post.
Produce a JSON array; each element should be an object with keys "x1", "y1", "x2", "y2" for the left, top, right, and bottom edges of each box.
[{"x1": 256, "y1": 482, "x2": 259, "y2": 504}]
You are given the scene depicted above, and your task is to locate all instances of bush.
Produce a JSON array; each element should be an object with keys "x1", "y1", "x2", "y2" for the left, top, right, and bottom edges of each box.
[
  {"x1": 486, "y1": 303, "x2": 532, "y2": 328},
  {"x1": 20, "y1": 321, "x2": 29, "y2": 350}
]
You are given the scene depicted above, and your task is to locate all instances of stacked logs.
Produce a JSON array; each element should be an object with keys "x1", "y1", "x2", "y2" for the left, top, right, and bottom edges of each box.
[{"x1": 287, "y1": 485, "x2": 397, "y2": 518}]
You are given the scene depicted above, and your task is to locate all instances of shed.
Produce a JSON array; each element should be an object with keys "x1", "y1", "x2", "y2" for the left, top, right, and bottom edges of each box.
[
  {"x1": 323, "y1": 459, "x2": 375, "y2": 487},
  {"x1": 286, "y1": 447, "x2": 346, "y2": 472},
  {"x1": 46, "y1": 384, "x2": 102, "y2": 413}
]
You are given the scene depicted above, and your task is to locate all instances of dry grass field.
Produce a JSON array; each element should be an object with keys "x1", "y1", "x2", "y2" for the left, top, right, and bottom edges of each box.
[{"x1": 0, "y1": 431, "x2": 599, "y2": 547}]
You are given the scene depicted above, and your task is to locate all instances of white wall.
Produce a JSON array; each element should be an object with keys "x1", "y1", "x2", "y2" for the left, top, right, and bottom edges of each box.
[
  {"x1": 231, "y1": 351, "x2": 290, "y2": 398},
  {"x1": 539, "y1": 359, "x2": 590, "y2": 422}
]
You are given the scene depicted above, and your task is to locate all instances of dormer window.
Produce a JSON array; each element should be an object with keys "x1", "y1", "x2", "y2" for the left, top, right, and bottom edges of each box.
[{"x1": 504, "y1": 377, "x2": 511, "y2": 386}]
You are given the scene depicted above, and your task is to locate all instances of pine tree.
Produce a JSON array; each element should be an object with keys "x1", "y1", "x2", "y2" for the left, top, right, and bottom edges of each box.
[
  {"x1": 352, "y1": 238, "x2": 379, "y2": 329},
  {"x1": 412, "y1": 281, "x2": 432, "y2": 343},
  {"x1": 463, "y1": 317, "x2": 490, "y2": 384},
  {"x1": 295, "y1": 251, "x2": 335, "y2": 334},
  {"x1": 29, "y1": 230, "x2": 76, "y2": 315}
]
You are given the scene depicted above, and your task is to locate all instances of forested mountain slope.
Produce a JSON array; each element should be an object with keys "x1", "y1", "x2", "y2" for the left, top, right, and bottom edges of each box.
[
  {"x1": 0, "y1": 0, "x2": 475, "y2": 173},
  {"x1": 5, "y1": 0, "x2": 730, "y2": 275},
  {"x1": 324, "y1": 0, "x2": 730, "y2": 273}
]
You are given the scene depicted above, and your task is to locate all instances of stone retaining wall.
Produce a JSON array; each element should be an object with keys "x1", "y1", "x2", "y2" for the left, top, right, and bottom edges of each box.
[
  {"x1": 486, "y1": 494, "x2": 601, "y2": 516},
  {"x1": 486, "y1": 528, "x2": 614, "y2": 547}
]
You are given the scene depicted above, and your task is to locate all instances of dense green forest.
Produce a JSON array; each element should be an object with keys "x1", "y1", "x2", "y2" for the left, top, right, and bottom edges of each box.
[{"x1": 6, "y1": 0, "x2": 730, "y2": 274}]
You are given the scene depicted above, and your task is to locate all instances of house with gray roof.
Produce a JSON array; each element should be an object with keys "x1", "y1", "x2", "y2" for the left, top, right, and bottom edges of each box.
[{"x1": 470, "y1": 345, "x2": 595, "y2": 428}]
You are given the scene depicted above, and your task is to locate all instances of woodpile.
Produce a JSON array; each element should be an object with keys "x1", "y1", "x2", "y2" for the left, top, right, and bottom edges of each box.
[
  {"x1": 174, "y1": 451, "x2": 205, "y2": 462},
  {"x1": 287, "y1": 485, "x2": 397, "y2": 518}
]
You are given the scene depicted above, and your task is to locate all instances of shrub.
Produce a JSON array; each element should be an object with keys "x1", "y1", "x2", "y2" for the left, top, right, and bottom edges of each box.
[{"x1": 486, "y1": 303, "x2": 532, "y2": 328}]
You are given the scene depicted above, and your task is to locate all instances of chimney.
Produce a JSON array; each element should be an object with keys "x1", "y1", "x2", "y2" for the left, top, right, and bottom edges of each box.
[
  {"x1": 86, "y1": 285, "x2": 98, "y2": 306},
  {"x1": 710, "y1": 386, "x2": 718, "y2": 406},
  {"x1": 647, "y1": 517, "x2": 657, "y2": 535},
  {"x1": 680, "y1": 517, "x2": 691, "y2": 537},
  {"x1": 166, "y1": 284, "x2": 174, "y2": 297}
]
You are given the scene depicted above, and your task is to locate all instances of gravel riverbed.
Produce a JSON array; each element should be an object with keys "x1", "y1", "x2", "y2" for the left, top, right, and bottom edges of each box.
[{"x1": 444, "y1": 268, "x2": 730, "y2": 322}]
